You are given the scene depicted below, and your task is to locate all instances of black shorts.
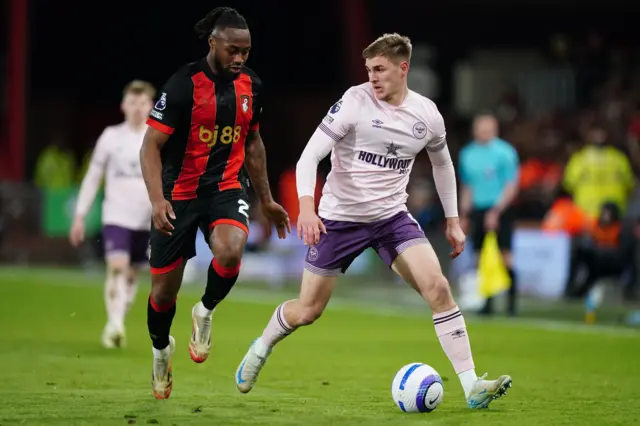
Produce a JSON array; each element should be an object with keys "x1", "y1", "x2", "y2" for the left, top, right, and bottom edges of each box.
[
  {"x1": 470, "y1": 208, "x2": 515, "y2": 252},
  {"x1": 149, "y1": 189, "x2": 250, "y2": 273}
]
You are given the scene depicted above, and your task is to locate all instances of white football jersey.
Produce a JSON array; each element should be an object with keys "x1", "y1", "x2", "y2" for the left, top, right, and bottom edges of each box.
[
  {"x1": 75, "y1": 122, "x2": 152, "y2": 230},
  {"x1": 316, "y1": 83, "x2": 446, "y2": 222}
]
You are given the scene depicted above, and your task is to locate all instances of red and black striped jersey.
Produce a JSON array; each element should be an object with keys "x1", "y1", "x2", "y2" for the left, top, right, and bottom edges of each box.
[{"x1": 146, "y1": 59, "x2": 262, "y2": 201}]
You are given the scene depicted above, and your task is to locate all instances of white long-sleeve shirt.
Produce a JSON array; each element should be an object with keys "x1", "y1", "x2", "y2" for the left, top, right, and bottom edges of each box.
[
  {"x1": 75, "y1": 122, "x2": 152, "y2": 230},
  {"x1": 296, "y1": 83, "x2": 457, "y2": 223}
]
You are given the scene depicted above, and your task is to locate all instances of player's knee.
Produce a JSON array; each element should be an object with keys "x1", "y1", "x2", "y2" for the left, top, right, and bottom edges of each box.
[
  {"x1": 296, "y1": 305, "x2": 324, "y2": 326},
  {"x1": 212, "y1": 240, "x2": 243, "y2": 267},
  {"x1": 150, "y1": 285, "x2": 174, "y2": 307},
  {"x1": 424, "y1": 274, "x2": 453, "y2": 307},
  {"x1": 107, "y1": 257, "x2": 129, "y2": 275},
  {"x1": 150, "y1": 275, "x2": 177, "y2": 306}
]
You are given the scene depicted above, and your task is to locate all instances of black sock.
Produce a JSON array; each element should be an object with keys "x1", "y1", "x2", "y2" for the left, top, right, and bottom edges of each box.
[
  {"x1": 507, "y1": 268, "x2": 517, "y2": 313},
  {"x1": 201, "y1": 259, "x2": 240, "y2": 311},
  {"x1": 147, "y1": 295, "x2": 176, "y2": 350}
]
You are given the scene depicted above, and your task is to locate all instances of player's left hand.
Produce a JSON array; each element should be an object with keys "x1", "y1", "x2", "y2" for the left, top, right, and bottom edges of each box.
[
  {"x1": 260, "y1": 201, "x2": 291, "y2": 239},
  {"x1": 445, "y1": 218, "x2": 466, "y2": 259}
]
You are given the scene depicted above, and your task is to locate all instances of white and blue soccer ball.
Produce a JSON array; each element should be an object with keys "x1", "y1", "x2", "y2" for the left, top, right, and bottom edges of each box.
[{"x1": 391, "y1": 363, "x2": 444, "y2": 413}]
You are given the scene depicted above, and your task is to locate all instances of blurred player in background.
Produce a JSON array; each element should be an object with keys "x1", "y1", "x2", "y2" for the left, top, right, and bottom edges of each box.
[
  {"x1": 236, "y1": 33, "x2": 512, "y2": 409},
  {"x1": 70, "y1": 80, "x2": 155, "y2": 348},
  {"x1": 140, "y1": 7, "x2": 289, "y2": 399},
  {"x1": 459, "y1": 114, "x2": 520, "y2": 316}
]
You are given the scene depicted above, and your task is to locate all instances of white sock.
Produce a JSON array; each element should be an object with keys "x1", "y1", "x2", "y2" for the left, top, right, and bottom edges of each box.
[
  {"x1": 110, "y1": 272, "x2": 127, "y2": 330},
  {"x1": 458, "y1": 369, "x2": 478, "y2": 399},
  {"x1": 195, "y1": 300, "x2": 213, "y2": 317},
  {"x1": 125, "y1": 278, "x2": 138, "y2": 314},
  {"x1": 432, "y1": 306, "x2": 477, "y2": 399},
  {"x1": 104, "y1": 275, "x2": 117, "y2": 326},
  {"x1": 152, "y1": 345, "x2": 171, "y2": 358},
  {"x1": 261, "y1": 301, "x2": 296, "y2": 347}
]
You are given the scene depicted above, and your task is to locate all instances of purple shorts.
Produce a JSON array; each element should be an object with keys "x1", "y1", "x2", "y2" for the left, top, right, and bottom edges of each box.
[
  {"x1": 102, "y1": 225, "x2": 150, "y2": 264},
  {"x1": 305, "y1": 211, "x2": 428, "y2": 276}
]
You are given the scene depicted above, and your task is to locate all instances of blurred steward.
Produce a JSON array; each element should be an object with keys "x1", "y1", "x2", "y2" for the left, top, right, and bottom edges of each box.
[
  {"x1": 563, "y1": 122, "x2": 635, "y2": 218},
  {"x1": 34, "y1": 134, "x2": 76, "y2": 190}
]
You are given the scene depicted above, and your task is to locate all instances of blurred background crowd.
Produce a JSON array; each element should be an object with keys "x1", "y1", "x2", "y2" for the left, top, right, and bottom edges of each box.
[{"x1": 1, "y1": 0, "x2": 639, "y2": 325}]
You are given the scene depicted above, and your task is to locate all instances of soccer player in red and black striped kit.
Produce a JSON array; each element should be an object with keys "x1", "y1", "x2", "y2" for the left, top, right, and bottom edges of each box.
[{"x1": 140, "y1": 7, "x2": 290, "y2": 399}]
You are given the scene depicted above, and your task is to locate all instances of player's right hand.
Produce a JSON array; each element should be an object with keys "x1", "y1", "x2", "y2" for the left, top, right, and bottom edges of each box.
[
  {"x1": 69, "y1": 217, "x2": 85, "y2": 247},
  {"x1": 152, "y1": 199, "x2": 176, "y2": 236},
  {"x1": 297, "y1": 209, "x2": 327, "y2": 246}
]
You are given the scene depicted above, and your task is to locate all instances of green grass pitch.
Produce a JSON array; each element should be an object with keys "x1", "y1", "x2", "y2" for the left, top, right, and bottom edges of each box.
[{"x1": 0, "y1": 267, "x2": 639, "y2": 425}]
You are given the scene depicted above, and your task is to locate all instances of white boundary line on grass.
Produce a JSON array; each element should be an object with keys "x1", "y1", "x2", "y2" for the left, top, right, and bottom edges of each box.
[
  {"x1": 229, "y1": 286, "x2": 640, "y2": 338},
  {"x1": 2, "y1": 267, "x2": 639, "y2": 338}
]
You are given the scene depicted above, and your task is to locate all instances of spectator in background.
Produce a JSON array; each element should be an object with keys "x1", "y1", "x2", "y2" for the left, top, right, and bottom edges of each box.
[
  {"x1": 33, "y1": 134, "x2": 76, "y2": 190},
  {"x1": 563, "y1": 122, "x2": 635, "y2": 218},
  {"x1": 459, "y1": 114, "x2": 520, "y2": 316},
  {"x1": 542, "y1": 188, "x2": 591, "y2": 238},
  {"x1": 566, "y1": 202, "x2": 634, "y2": 323},
  {"x1": 518, "y1": 129, "x2": 564, "y2": 220}
]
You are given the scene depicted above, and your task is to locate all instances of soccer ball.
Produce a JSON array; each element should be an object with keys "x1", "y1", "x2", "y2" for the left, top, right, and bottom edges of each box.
[{"x1": 391, "y1": 363, "x2": 444, "y2": 413}]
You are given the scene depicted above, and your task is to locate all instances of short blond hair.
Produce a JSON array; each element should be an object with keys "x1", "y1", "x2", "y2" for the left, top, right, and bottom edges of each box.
[
  {"x1": 362, "y1": 33, "x2": 412, "y2": 64},
  {"x1": 122, "y1": 80, "x2": 156, "y2": 99}
]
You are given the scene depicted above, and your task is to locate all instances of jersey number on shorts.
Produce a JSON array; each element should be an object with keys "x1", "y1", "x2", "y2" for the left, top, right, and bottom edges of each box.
[{"x1": 238, "y1": 199, "x2": 250, "y2": 219}]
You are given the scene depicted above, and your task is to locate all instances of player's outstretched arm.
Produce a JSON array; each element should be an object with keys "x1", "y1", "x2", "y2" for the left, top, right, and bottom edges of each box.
[
  {"x1": 140, "y1": 127, "x2": 175, "y2": 236},
  {"x1": 245, "y1": 130, "x2": 290, "y2": 238}
]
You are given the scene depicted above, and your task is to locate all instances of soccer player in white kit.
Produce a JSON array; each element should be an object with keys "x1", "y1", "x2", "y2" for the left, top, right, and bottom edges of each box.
[
  {"x1": 235, "y1": 34, "x2": 512, "y2": 409},
  {"x1": 70, "y1": 80, "x2": 155, "y2": 348}
]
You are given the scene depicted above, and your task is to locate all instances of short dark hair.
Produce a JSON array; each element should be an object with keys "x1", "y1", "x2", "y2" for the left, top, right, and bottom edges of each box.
[
  {"x1": 362, "y1": 33, "x2": 412, "y2": 64},
  {"x1": 194, "y1": 7, "x2": 248, "y2": 40}
]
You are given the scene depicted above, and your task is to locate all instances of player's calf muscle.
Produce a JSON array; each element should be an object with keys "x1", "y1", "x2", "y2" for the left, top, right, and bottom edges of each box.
[
  {"x1": 406, "y1": 269, "x2": 455, "y2": 312},
  {"x1": 393, "y1": 246, "x2": 455, "y2": 313},
  {"x1": 284, "y1": 299, "x2": 325, "y2": 326},
  {"x1": 423, "y1": 275, "x2": 455, "y2": 312},
  {"x1": 284, "y1": 271, "x2": 335, "y2": 326}
]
